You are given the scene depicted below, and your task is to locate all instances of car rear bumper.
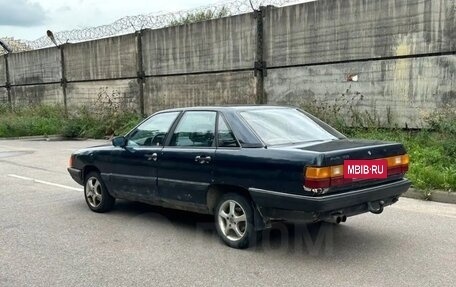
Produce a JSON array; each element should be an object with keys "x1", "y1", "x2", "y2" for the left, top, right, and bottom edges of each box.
[
  {"x1": 67, "y1": 168, "x2": 83, "y2": 185},
  {"x1": 249, "y1": 179, "x2": 411, "y2": 221}
]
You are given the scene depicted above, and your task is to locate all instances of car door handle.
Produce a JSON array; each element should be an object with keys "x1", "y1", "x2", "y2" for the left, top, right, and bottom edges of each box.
[
  {"x1": 145, "y1": 153, "x2": 158, "y2": 161},
  {"x1": 195, "y1": 155, "x2": 211, "y2": 164}
]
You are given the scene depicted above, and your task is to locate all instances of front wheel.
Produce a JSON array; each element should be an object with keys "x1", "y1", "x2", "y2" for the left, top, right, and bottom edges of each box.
[
  {"x1": 84, "y1": 171, "x2": 115, "y2": 213},
  {"x1": 214, "y1": 193, "x2": 260, "y2": 249}
]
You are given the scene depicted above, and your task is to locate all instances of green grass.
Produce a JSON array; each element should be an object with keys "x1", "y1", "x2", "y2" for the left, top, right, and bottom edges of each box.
[
  {"x1": 0, "y1": 104, "x2": 142, "y2": 139},
  {"x1": 0, "y1": 105, "x2": 64, "y2": 137}
]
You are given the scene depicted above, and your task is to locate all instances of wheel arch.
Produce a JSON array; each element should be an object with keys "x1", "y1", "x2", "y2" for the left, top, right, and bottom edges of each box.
[
  {"x1": 207, "y1": 184, "x2": 267, "y2": 230},
  {"x1": 206, "y1": 184, "x2": 250, "y2": 213},
  {"x1": 82, "y1": 165, "x2": 101, "y2": 182}
]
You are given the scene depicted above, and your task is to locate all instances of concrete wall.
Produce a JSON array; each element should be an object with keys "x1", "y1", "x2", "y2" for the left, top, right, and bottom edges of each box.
[
  {"x1": 263, "y1": 0, "x2": 456, "y2": 128},
  {"x1": 142, "y1": 13, "x2": 257, "y2": 75},
  {"x1": 2, "y1": 0, "x2": 455, "y2": 128}
]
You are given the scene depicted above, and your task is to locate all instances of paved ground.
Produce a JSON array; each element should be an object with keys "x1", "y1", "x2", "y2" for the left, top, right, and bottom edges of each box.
[{"x1": 1, "y1": 139, "x2": 455, "y2": 287}]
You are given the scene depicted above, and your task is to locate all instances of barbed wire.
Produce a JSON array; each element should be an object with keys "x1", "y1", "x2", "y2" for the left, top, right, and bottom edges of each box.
[{"x1": 0, "y1": 0, "x2": 304, "y2": 53}]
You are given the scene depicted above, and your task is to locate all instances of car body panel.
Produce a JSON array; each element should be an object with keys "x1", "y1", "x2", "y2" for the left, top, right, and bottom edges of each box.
[
  {"x1": 101, "y1": 146, "x2": 161, "y2": 200},
  {"x1": 157, "y1": 147, "x2": 215, "y2": 205}
]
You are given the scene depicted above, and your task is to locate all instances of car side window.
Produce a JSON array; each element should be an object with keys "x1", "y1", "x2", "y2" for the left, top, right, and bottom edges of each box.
[
  {"x1": 217, "y1": 115, "x2": 239, "y2": 148},
  {"x1": 128, "y1": 112, "x2": 180, "y2": 147},
  {"x1": 169, "y1": 111, "x2": 216, "y2": 147}
]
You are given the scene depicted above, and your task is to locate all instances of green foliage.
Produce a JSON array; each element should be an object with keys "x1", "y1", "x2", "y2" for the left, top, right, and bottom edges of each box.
[
  {"x1": 0, "y1": 105, "x2": 65, "y2": 137},
  {"x1": 425, "y1": 107, "x2": 456, "y2": 159},
  {"x1": 62, "y1": 105, "x2": 141, "y2": 139},
  {"x1": 0, "y1": 105, "x2": 141, "y2": 139},
  {"x1": 300, "y1": 91, "x2": 385, "y2": 133},
  {"x1": 168, "y1": 7, "x2": 230, "y2": 26}
]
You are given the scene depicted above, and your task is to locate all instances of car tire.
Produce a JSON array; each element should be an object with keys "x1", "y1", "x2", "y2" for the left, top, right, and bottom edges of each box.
[
  {"x1": 84, "y1": 171, "x2": 115, "y2": 213},
  {"x1": 214, "y1": 193, "x2": 260, "y2": 249}
]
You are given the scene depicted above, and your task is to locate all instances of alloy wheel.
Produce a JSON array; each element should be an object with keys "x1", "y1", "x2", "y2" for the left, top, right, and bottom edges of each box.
[
  {"x1": 218, "y1": 200, "x2": 247, "y2": 241},
  {"x1": 85, "y1": 176, "x2": 103, "y2": 208}
]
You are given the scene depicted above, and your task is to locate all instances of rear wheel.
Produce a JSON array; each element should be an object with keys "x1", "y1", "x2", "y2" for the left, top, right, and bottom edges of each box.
[
  {"x1": 84, "y1": 171, "x2": 115, "y2": 213},
  {"x1": 214, "y1": 193, "x2": 260, "y2": 249}
]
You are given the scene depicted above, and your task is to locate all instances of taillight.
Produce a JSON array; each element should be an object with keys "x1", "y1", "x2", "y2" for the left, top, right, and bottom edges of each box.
[
  {"x1": 402, "y1": 154, "x2": 410, "y2": 172},
  {"x1": 385, "y1": 154, "x2": 409, "y2": 174},
  {"x1": 304, "y1": 154, "x2": 409, "y2": 194},
  {"x1": 304, "y1": 165, "x2": 343, "y2": 192}
]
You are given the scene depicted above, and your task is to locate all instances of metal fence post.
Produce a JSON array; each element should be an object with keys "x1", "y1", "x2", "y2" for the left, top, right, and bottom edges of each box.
[
  {"x1": 254, "y1": 6, "x2": 267, "y2": 105},
  {"x1": 136, "y1": 30, "x2": 146, "y2": 117},
  {"x1": 59, "y1": 44, "x2": 68, "y2": 116},
  {"x1": 4, "y1": 53, "x2": 12, "y2": 109}
]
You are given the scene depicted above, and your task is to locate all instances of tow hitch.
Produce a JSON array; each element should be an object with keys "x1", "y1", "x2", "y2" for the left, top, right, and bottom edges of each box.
[{"x1": 368, "y1": 200, "x2": 385, "y2": 214}]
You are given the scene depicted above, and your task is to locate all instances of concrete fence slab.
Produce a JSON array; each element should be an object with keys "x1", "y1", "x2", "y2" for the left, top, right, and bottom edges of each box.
[
  {"x1": 0, "y1": 55, "x2": 6, "y2": 85},
  {"x1": 11, "y1": 84, "x2": 63, "y2": 106},
  {"x1": 144, "y1": 71, "x2": 257, "y2": 114},
  {"x1": 64, "y1": 34, "x2": 138, "y2": 82},
  {"x1": 9, "y1": 47, "x2": 61, "y2": 85},
  {"x1": 142, "y1": 13, "x2": 257, "y2": 75},
  {"x1": 265, "y1": 55, "x2": 456, "y2": 128},
  {"x1": 66, "y1": 79, "x2": 140, "y2": 111},
  {"x1": 0, "y1": 87, "x2": 7, "y2": 104},
  {"x1": 264, "y1": 0, "x2": 456, "y2": 67}
]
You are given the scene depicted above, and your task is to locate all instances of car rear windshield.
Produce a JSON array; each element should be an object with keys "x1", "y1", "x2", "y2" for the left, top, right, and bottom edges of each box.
[{"x1": 239, "y1": 108, "x2": 345, "y2": 146}]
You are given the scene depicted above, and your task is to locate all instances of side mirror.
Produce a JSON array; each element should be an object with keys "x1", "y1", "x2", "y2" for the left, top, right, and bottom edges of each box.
[{"x1": 112, "y1": 136, "x2": 127, "y2": 148}]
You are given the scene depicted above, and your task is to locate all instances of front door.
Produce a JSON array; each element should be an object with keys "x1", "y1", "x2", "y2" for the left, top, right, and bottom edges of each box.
[
  {"x1": 158, "y1": 111, "x2": 217, "y2": 206},
  {"x1": 104, "y1": 111, "x2": 181, "y2": 201}
]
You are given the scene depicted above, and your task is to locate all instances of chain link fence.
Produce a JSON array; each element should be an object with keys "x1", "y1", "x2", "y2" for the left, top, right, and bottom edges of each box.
[{"x1": 0, "y1": 0, "x2": 304, "y2": 54}]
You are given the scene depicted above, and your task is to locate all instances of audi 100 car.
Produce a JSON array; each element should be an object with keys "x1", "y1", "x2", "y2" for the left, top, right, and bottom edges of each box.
[{"x1": 68, "y1": 106, "x2": 411, "y2": 249}]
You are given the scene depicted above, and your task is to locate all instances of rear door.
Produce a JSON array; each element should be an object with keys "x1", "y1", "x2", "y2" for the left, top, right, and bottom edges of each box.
[{"x1": 157, "y1": 111, "x2": 217, "y2": 205}]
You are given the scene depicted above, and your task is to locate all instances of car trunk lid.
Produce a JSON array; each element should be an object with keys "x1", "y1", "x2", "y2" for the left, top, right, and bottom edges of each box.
[
  {"x1": 297, "y1": 139, "x2": 408, "y2": 193},
  {"x1": 299, "y1": 139, "x2": 406, "y2": 166}
]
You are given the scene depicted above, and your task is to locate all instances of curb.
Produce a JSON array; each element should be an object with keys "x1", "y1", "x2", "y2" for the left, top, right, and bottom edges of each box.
[
  {"x1": 402, "y1": 188, "x2": 456, "y2": 204},
  {"x1": 0, "y1": 135, "x2": 65, "y2": 141},
  {"x1": 0, "y1": 135, "x2": 91, "y2": 141}
]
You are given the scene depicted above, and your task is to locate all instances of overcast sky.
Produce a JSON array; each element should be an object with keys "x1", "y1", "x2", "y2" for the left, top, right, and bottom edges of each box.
[
  {"x1": 0, "y1": 0, "x2": 314, "y2": 42},
  {"x1": 0, "y1": 0, "x2": 233, "y2": 41}
]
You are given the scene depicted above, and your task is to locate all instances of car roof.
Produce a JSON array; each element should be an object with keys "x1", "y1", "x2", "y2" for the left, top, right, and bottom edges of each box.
[{"x1": 156, "y1": 105, "x2": 296, "y2": 113}]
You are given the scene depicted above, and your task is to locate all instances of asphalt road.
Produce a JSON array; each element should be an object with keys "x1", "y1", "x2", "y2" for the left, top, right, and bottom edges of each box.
[{"x1": 1, "y1": 139, "x2": 455, "y2": 287}]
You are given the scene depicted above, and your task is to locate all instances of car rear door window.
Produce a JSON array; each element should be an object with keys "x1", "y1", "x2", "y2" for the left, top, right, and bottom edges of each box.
[
  {"x1": 170, "y1": 111, "x2": 217, "y2": 147},
  {"x1": 217, "y1": 115, "x2": 239, "y2": 148}
]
